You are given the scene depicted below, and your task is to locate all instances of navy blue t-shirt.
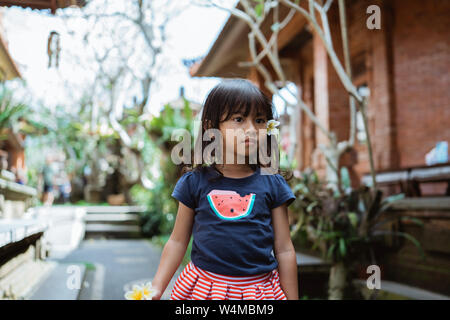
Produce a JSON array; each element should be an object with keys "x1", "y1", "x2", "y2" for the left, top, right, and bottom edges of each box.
[{"x1": 171, "y1": 166, "x2": 296, "y2": 276}]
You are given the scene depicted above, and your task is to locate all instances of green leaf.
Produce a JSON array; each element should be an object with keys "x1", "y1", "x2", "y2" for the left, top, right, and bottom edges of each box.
[
  {"x1": 373, "y1": 230, "x2": 426, "y2": 260},
  {"x1": 347, "y1": 212, "x2": 358, "y2": 228},
  {"x1": 339, "y1": 238, "x2": 346, "y2": 257},
  {"x1": 372, "y1": 215, "x2": 424, "y2": 231},
  {"x1": 340, "y1": 166, "x2": 351, "y2": 190},
  {"x1": 327, "y1": 243, "x2": 336, "y2": 260},
  {"x1": 306, "y1": 201, "x2": 318, "y2": 213},
  {"x1": 311, "y1": 240, "x2": 319, "y2": 252},
  {"x1": 183, "y1": 99, "x2": 193, "y2": 122},
  {"x1": 400, "y1": 216, "x2": 424, "y2": 227},
  {"x1": 394, "y1": 231, "x2": 425, "y2": 259},
  {"x1": 255, "y1": 3, "x2": 264, "y2": 17},
  {"x1": 380, "y1": 193, "x2": 405, "y2": 212}
]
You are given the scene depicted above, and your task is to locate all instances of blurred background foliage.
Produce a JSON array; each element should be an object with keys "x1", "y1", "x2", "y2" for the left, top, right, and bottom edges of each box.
[{"x1": 131, "y1": 100, "x2": 196, "y2": 237}]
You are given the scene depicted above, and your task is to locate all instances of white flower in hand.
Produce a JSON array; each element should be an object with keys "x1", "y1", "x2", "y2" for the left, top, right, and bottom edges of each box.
[
  {"x1": 266, "y1": 119, "x2": 280, "y2": 136},
  {"x1": 124, "y1": 282, "x2": 157, "y2": 300},
  {"x1": 142, "y1": 282, "x2": 157, "y2": 300},
  {"x1": 125, "y1": 284, "x2": 145, "y2": 300}
]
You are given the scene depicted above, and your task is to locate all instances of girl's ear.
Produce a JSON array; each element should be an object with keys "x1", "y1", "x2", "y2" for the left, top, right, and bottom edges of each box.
[{"x1": 203, "y1": 120, "x2": 212, "y2": 131}]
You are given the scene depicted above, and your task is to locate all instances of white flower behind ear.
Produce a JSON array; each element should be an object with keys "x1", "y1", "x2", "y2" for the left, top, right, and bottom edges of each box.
[{"x1": 267, "y1": 119, "x2": 280, "y2": 136}]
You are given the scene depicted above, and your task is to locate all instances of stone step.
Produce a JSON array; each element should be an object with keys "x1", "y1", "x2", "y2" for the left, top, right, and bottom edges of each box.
[
  {"x1": 0, "y1": 259, "x2": 56, "y2": 300},
  {"x1": 85, "y1": 224, "x2": 141, "y2": 233},
  {"x1": 352, "y1": 279, "x2": 450, "y2": 300},
  {"x1": 84, "y1": 224, "x2": 141, "y2": 239},
  {"x1": 80, "y1": 206, "x2": 146, "y2": 214},
  {"x1": 0, "y1": 245, "x2": 35, "y2": 279},
  {"x1": 29, "y1": 262, "x2": 86, "y2": 300},
  {"x1": 84, "y1": 213, "x2": 140, "y2": 225}
]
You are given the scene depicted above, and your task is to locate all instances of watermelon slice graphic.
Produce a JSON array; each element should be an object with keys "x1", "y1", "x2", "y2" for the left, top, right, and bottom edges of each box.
[{"x1": 207, "y1": 189, "x2": 256, "y2": 220}]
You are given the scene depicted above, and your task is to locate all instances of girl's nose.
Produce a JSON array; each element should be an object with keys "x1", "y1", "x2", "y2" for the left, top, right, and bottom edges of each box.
[{"x1": 244, "y1": 119, "x2": 257, "y2": 134}]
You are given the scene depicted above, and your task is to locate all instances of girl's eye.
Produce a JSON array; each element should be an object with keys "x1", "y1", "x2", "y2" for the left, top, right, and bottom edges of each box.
[
  {"x1": 233, "y1": 117, "x2": 243, "y2": 122},
  {"x1": 256, "y1": 118, "x2": 266, "y2": 124}
]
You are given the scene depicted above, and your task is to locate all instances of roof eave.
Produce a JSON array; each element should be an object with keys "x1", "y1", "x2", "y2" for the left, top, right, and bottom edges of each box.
[
  {"x1": 0, "y1": 32, "x2": 21, "y2": 80},
  {"x1": 190, "y1": 8, "x2": 250, "y2": 78}
]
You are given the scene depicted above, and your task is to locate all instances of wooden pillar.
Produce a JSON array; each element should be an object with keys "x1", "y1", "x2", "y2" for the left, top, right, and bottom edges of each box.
[
  {"x1": 312, "y1": 29, "x2": 330, "y2": 179},
  {"x1": 248, "y1": 66, "x2": 273, "y2": 99},
  {"x1": 367, "y1": 0, "x2": 398, "y2": 171},
  {"x1": 312, "y1": 6, "x2": 349, "y2": 178}
]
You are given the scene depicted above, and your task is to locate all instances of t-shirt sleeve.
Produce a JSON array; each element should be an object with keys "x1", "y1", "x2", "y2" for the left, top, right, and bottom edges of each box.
[
  {"x1": 171, "y1": 171, "x2": 197, "y2": 209},
  {"x1": 270, "y1": 174, "x2": 296, "y2": 209}
]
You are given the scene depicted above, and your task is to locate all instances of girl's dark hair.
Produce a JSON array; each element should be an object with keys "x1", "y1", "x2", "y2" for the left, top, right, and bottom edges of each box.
[{"x1": 178, "y1": 78, "x2": 292, "y2": 181}]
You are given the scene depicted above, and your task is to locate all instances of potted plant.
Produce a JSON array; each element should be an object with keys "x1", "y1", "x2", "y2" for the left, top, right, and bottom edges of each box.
[{"x1": 289, "y1": 169, "x2": 425, "y2": 300}]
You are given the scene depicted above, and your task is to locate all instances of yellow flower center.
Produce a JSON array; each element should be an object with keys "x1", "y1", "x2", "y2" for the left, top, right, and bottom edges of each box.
[{"x1": 132, "y1": 289, "x2": 143, "y2": 300}]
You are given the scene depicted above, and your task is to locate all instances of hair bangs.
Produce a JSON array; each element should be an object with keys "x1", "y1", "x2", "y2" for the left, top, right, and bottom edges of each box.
[{"x1": 219, "y1": 80, "x2": 274, "y2": 123}]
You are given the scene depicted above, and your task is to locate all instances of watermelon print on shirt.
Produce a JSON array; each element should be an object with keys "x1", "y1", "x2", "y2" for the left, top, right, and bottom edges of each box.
[
  {"x1": 207, "y1": 189, "x2": 256, "y2": 220},
  {"x1": 171, "y1": 166, "x2": 295, "y2": 276}
]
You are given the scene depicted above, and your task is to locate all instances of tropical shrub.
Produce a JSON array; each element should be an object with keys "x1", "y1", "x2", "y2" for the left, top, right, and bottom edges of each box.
[{"x1": 289, "y1": 168, "x2": 425, "y2": 299}]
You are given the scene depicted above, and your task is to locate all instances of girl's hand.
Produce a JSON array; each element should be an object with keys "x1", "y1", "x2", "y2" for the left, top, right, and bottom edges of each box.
[{"x1": 151, "y1": 287, "x2": 162, "y2": 300}]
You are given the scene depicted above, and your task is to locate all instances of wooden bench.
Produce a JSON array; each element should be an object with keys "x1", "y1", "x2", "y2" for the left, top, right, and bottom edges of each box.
[
  {"x1": 296, "y1": 251, "x2": 331, "y2": 298},
  {"x1": 362, "y1": 162, "x2": 450, "y2": 196},
  {"x1": 296, "y1": 251, "x2": 331, "y2": 272},
  {"x1": 82, "y1": 206, "x2": 144, "y2": 239}
]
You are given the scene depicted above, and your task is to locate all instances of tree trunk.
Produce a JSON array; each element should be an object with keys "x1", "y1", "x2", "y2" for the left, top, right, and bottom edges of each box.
[{"x1": 328, "y1": 261, "x2": 347, "y2": 300}]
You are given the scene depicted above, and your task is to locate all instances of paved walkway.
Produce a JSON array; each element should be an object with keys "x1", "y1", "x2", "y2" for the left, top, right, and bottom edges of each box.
[{"x1": 32, "y1": 239, "x2": 182, "y2": 300}]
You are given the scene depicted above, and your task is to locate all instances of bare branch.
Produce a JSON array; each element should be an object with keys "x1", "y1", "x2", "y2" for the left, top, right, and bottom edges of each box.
[
  {"x1": 324, "y1": 0, "x2": 334, "y2": 12},
  {"x1": 337, "y1": 0, "x2": 355, "y2": 148},
  {"x1": 281, "y1": 0, "x2": 362, "y2": 103},
  {"x1": 240, "y1": 0, "x2": 261, "y2": 22}
]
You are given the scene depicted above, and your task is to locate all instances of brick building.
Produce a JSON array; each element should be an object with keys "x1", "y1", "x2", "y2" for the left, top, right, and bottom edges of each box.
[{"x1": 191, "y1": 0, "x2": 450, "y2": 296}]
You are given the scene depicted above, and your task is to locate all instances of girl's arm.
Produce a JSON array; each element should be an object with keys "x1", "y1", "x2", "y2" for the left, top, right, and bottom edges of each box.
[
  {"x1": 151, "y1": 201, "x2": 194, "y2": 299},
  {"x1": 272, "y1": 203, "x2": 299, "y2": 300}
]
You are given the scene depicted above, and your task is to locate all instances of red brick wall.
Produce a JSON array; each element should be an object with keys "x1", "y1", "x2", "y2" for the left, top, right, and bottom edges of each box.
[
  {"x1": 317, "y1": 0, "x2": 450, "y2": 183},
  {"x1": 253, "y1": 0, "x2": 449, "y2": 187},
  {"x1": 392, "y1": 0, "x2": 450, "y2": 168}
]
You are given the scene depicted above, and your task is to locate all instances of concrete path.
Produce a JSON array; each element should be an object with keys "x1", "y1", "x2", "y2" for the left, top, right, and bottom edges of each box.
[
  {"x1": 30, "y1": 239, "x2": 182, "y2": 300},
  {"x1": 29, "y1": 262, "x2": 85, "y2": 300}
]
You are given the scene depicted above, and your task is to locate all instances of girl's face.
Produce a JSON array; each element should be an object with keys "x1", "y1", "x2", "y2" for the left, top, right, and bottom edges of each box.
[{"x1": 218, "y1": 108, "x2": 268, "y2": 162}]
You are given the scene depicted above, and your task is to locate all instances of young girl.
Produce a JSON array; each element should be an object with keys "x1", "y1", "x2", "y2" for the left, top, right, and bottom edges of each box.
[{"x1": 151, "y1": 79, "x2": 298, "y2": 300}]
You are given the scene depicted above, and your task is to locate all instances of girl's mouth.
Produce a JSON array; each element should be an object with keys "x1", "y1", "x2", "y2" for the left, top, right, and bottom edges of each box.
[{"x1": 244, "y1": 138, "x2": 256, "y2": 146}]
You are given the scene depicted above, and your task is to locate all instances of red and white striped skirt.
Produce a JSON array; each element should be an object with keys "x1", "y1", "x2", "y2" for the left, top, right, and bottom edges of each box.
[{"x1": 170, "y1": 261, "x2": 287, "y2": 300}]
